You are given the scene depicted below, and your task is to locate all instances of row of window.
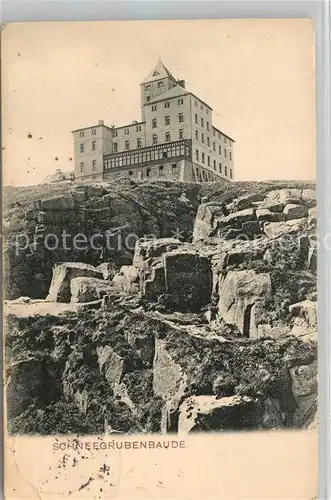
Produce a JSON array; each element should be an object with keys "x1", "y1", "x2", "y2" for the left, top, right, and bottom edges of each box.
[
  {"x1": 149, "y1": 98, "x2": 184, "y2": 109},
  {"x1": 195, "y1": 149, "x2": 233, "y2": 178},
  {"x1": 127, "y1": 164, "x2": 178, "y2": 178},
  {"x1": 152, "y1": 114, "x2": 184, "y2": 128},
  {"x1": 194, "y1": 131, "x2": 232, "y2": 159},
  {"x1": 112, "y1": 125, "x2": 142, "y2": 138},
  {"x1": 80, "y1": 160, "x2": 97, "y2": 173},
  {"x1": 194, "y1": 99, "x2": 210, "y2": 115},
  {"x1": 145, "y1": 81, "x2": 165, "y2": 91},
  {"x1": 80, "y1": 141, "x2": 97, "y2": 153},
  {"x1": 79, "y1": 128, "x2": 96, "y2": 138},
  {"x1": 118, "y1": 129, "x2": 185, "y2": 151}
]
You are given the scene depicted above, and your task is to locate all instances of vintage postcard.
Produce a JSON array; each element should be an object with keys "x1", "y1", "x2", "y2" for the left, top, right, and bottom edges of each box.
[{"x1": 2, "y1": 19, "x2": 317, "y2": 499}]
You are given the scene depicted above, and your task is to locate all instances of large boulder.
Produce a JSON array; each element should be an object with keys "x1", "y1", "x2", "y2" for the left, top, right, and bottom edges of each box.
[
  {"x1": 46, "y1": 262, "x2": 104, "y2": 302},
  {"x1": 226, "y1": 194, "x2": 265, "y2": 213},
  {"x1": 133, "y1": 238, "x2": 182, "y2": 269},
  {"x1": 192, "y1": 203, "x2": 226, "y2": 243},
  {"x1": 34, "y1": 195, "x2": 75, "y2": 212},
  {"x1": 96, "y1": 345, "x2": 125, "y2": 390},
  {"x1": 290, "y1": 360, "x2": 318, "y2": 427},
  {"x1": 256, "y1": 209, "x2": 286, "y2": 223},
  {"x1": 263, "y1": 218, "x2": 308, "y2": 238},
  {"x1": 163, "y1": 250, "x2": 212, "y2": 310},
  {"x1": 216, "y1": 208, "x2": 256, "y2": 231},
  {"x1": 177, "y1": 395, "x2": 260, "y2": 434},
  {"x1": 289, "y1": 300, "x2": 317, "y2": 340},
  {"x1": 112, "y1": 265, "x2": 140, "y2": 293},
  {"x1": 70, "y1": 277, "x2": 113, "y2": 303},
  {"x1": 218, "y1": 270, "x2": 272, "y2": 336},
  {"x1": 283, "y1": 204, "x2": 308, "y2": 221}
]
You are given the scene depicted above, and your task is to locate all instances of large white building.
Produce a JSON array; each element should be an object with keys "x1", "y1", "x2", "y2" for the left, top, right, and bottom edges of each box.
[{"x1": 72, "y1": 58, "x2": 235, "y2": 183}]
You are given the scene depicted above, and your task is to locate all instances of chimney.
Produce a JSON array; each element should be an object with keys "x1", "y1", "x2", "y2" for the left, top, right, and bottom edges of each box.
[
  {"x1": 98, "y1": 120, "x2": 104, "y2": 126},
  {"x1": 178, "y1": 80, "x2": 185, "y2": 89}
]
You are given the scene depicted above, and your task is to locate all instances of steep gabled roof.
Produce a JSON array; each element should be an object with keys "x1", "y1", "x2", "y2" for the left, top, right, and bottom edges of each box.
[
  {"x1": 141, "y1": 58, "x2": 177, "y2": 84},
  {"x1": 146, "y1": 85, "x2": 188, "y2": 104}
]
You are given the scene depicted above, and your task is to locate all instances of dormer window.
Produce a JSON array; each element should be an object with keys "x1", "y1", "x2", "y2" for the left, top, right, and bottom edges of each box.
[
  {"x1": 153, "y1": 70, "x2": 160, "y2": 76},
  {"x1": 145, "y1": 84, "x2": 151, "y2": 91}
]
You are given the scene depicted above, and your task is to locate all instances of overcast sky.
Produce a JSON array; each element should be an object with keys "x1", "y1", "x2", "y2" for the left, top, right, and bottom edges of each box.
[{"x1": 2, "y1": 19, "x2": 315, "y2": 186}]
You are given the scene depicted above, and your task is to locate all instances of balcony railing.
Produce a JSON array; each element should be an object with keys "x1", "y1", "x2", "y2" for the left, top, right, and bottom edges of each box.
[{"x1": 103, "y1": 139, "x2": 192, "y2": 171}]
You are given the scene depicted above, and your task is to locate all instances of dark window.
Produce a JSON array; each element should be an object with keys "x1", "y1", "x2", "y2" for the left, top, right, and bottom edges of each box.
[
  {"x1": 146, "y1": 96, "x2": 150, "y2": 102},
  {"x1": 145, "y1": 84, "x2": 151, "y2": 91},
  {"x1": 80, "y1": 143, "x2": 84, "y2": 153},
  {"x1": 225, "y1": 166, "x2": 228, "y2": 176},
  {"x1": 164, "y1": 101, "x2": 170, "y2": 108},
  {"x1": 179, "y1": 129, "x2": 184, "y2": 139},
  {"x1": 208, "y1": 156, "x2": 210, "y2": 166},
  {"x1": 207, "y1": 122, "x2": 209, "y2": 131},
  {"x1": 213, "y1": 160, "x2": 216, "y2": 169},
  {"x1": 219, "y1": 163, "x2": 222, "y2": 173},
  {"x1": 152, "y1": 119, "x2": 157, "y2": 128},
  {"x1": 224, "y1": 148, "x2": 227, "y2": 158},
  {"x1": 80, "y1": 162, "x2": 84, "y2": 172},
  {"x1": 213, "y1": 142, "x2": 216, "y2": 151},
  {"x1": 165, "y1": 116, "x2": 170, "y2": 126},
  {"x1": 195, "y1": 130, "x2": 199, "y2": 140},
  {"x1": 152, "y1": 134, "x2": 158, "y2": 144},
  {"x1": 179, "y1": 113, "x2": 184, "y2": 123},
  {"x1": 196, "y1": 149, "x2": 199, "y2": 161},
  {"x1": 172, "y1": 164, "x2": 177, "y2": 174},
  {"x1": 219, "y1": 145, "x2": 222, "y2": 155},
  {"x1": 92, "y1": 160, "x2": 96, "y2": 170},
  {"x1": 129, "y1": 170, "x2": 133, "y2": 176},
  {"x1": 230, "y1": 169, "x2": 233, "y2": 179},
  {"x1": 158, "y1": 81, "x2": 164, "y2": 88},
  {"x1": 202, "y1": 152, "x2": 205, "y2": 163},
  {"x1": 207, "y1": 137, "x2": 210, "y2": 147},
  {"x1": 165, "y1": 132, "x2": 171, "y2": 142},
  {"x1": 79, "y1": 131, "x2": 84, "y2": 138},
  {"x1": 137, "y1": 138, "x2": 142, "y2": 148},
  {"x1": 201, "y1": 117, "x2": 204, "y2": 127},
  {"x1": 159, "y1": 165, "x2": 164, "y2": 175},
  {"x1": 163, "y1": 151, "x2": 168, "y2": 158},
  {"x1": 91, "y1": 129, "x2": 96, "y2": 135},
  {"x1": 152, "y1": 105, "x2": 157, "y2": 111},
  {"x1": 146, "y1": 168, "x2": 151, "y2": 177},
  {"x1": 201, "y1": 133, "x2": 204, "y2": 144},
  {"x1": 195, "y1": 114, "x2": 198, "y2": 123},
  {"x1": 92, "y1": 141, "x2": 96, "y2": 151},
  {"x1": 113, "y1": 143, "x2": 118, "y2": 153},
  {"x1": 125, "y1": 141, "x2": 130, "y2": 150}
]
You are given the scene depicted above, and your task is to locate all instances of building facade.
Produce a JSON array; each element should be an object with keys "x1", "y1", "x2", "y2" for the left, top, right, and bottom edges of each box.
[{"x1": 72, "y1": 59, "x2": 235, "y2": 183}]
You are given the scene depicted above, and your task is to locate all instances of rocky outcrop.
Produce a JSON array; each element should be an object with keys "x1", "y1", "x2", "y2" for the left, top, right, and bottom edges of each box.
[
  {"x1": 70, "y1": 277, "x2": 113, "y2": 303},
  {"x1": 112, "y1": 265, "x2": 140, "y2": 293},
  {"x1": 263, "y1": 218, "x2": 308, "y2": 238},
  {"x1": 283, "y1": 204, "x2": 308, "y2": 220},
  {"x1": 4, "y1": 180, "x2": 318, "y2": 436},
  {"x1": 289, "y1": 300, "x2": 317, "y2": 340},
  {"x1": 290, "y1": 360, "x2": 318, "y2": 427},
  {"x1": 46, "y1": 262, "x2": 104, "y2": 302},
  {"x1": 178, "y1": 395, "x2": 260, "y2": 434},
  {"x1": 218, "y1": 270, "x2": 272, "y2": 336}
]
